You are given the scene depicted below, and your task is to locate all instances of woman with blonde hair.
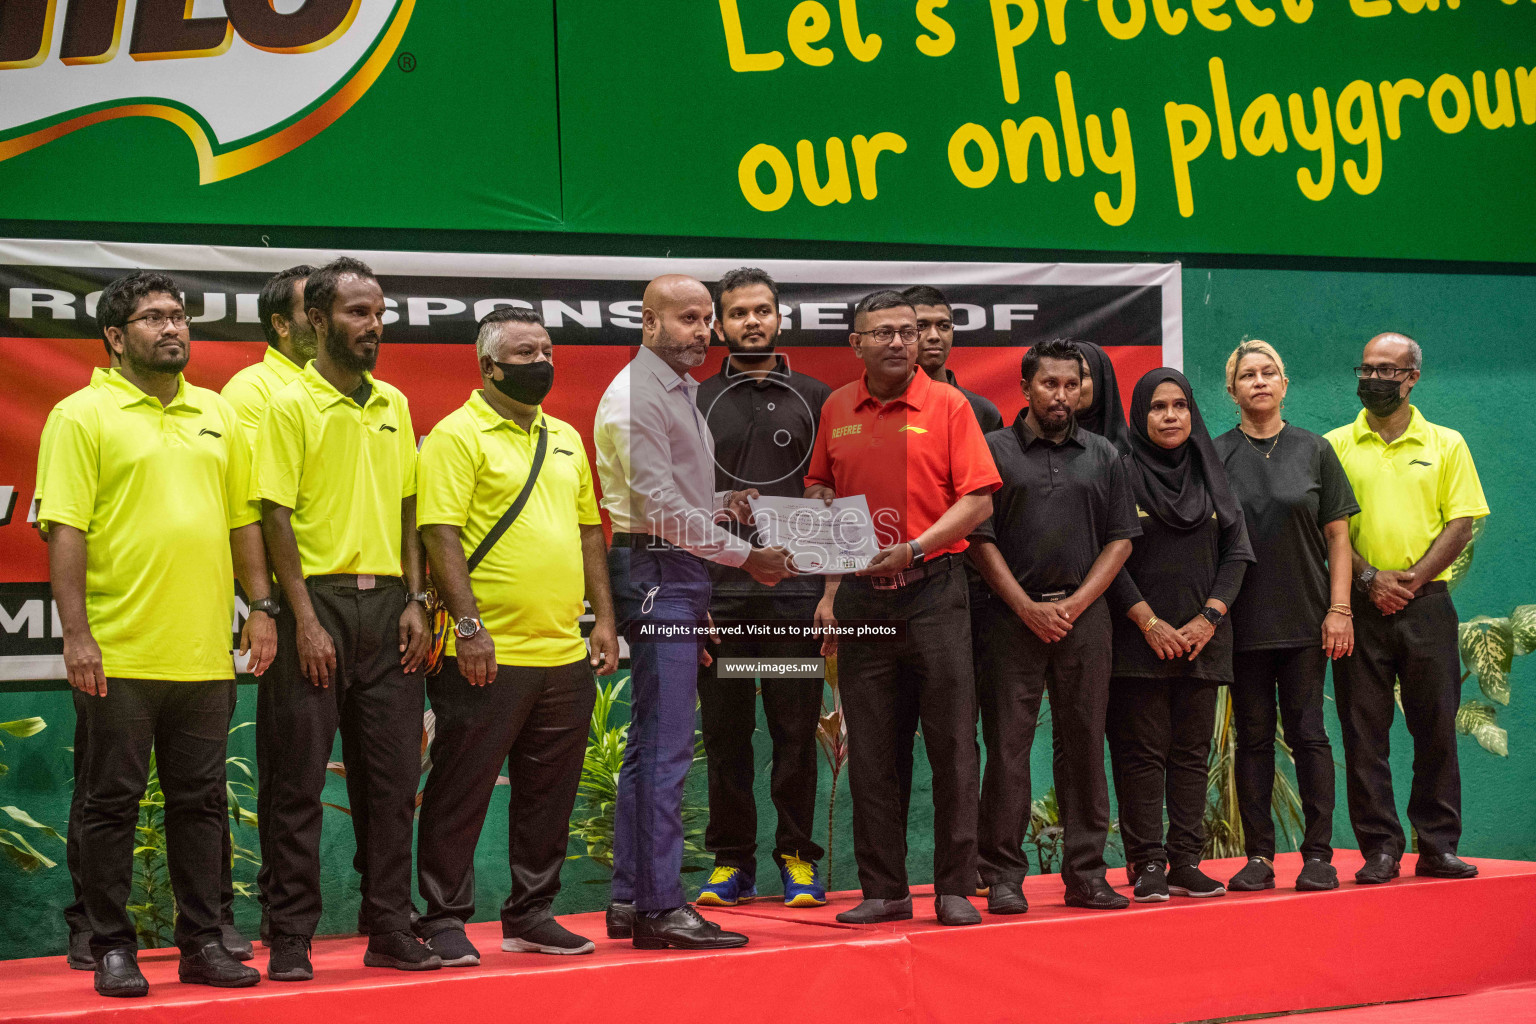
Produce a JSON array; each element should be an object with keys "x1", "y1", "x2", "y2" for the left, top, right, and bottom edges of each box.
[{"x1": 1212, "y1": 339, "x2": 1358, "y2": 893}]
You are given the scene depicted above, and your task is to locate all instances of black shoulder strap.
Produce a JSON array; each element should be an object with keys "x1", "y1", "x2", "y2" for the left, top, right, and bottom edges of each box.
[{"x1": 466, "y1": 423, "x2": 548, "y2": 573}]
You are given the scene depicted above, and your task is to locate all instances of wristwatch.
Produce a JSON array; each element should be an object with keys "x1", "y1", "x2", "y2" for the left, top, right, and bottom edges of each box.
[
  {"x1": 908, "y1": 539, "x2": 925, "y2": 566},
  {"x1": 406, "y1": 591, "x2": 431, "y2": 606},
  {"x1": 1199, "y1": 606, "x2": 1224, "y2": 627},
  {"x1": 454, "y1": 616, "x2": 483, "y2": 640},
  {"x1": 249, "y1": 597, "x2": 280, "y2": 617},
  {"x1": 1355, "y1": 566, "x2": 1378, "y2": 594}
]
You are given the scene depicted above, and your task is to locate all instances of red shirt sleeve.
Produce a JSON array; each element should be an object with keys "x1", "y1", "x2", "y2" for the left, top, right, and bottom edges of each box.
[
  {"x1": 947, "y1": 392, "x2": 1002, "y2": 495},
  {"x1": 804, "y1": 397, "x2": 836, "y2": 492}
]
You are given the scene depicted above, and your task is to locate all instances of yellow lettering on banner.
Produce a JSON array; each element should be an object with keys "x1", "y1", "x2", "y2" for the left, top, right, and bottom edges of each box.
[
  {"x1": 1044, "y1": 0, "x2": 1075, "y2": 42},
  {"x1": 1428, "y1": 73, "x2": 1470, "y2": 132},
  {"x1": 1288, "y1": 87, "x2": 1335, "y2": 201},
  {"x1": 1280, "y1": 0, "x2": 1313, "y2": 22},
  {"x1": 1099, "y1": 0, "x2": 1146, "y2": 39},
  {"x1": 1235, "y1": 0, "x2": 1276, "y2": 25},
  {"x1": 915, "y1": 0, "x2": 956, "y2": 56},
  {"x1": 739, "y1": 144, "x2": 795, "y2": 210},
  {"x1": 1349, "y1": 0, "x2": 1391, "y2": 16},
  {"x1": 1473, "y1": 70, "x2": 1516, "y2": 129},
  {"x1": 1152, "y1": 0, "x2": 1189, "y2": 33},
  {"x1": 1164, "y1": 101, "x2": 1211, "y2": 216},
  {"x1": 1240, "y1": 93, "x2": 1289, "y2": 154},
  {"x1": 1209, "y1": 57, "x2": 1237, "y2": 158},
  {"x1": 1379, "y1": 78, "x2": 1424, "y2": 138},
  {"x1": 719, "y1": 0, "x2": 785, "y2": 72},
  {"x1": 839, "y1": 0, "x2": 882, "y2": 61},
  {"x1": 797, "y1": 138, "x2": 853, "y2": 205},
  {"x1": 788, "y1": 2, "x2": 834, "y2": 66},
  {"x1": 1086, "y1": 108, "x2": 1136, "y2": 225},
  {"x1": 1396, "y1": 0, "x2": 1439, "y2": 12},
  {"x1": 1002, "y1": 117, "x2": 1063, "y2": 181},
  {"x1": 1056, "y1": 71, "x2": 1086, "y2": 176},
  {"x1": 1517, "y1": 67, "x2": 1536, "y2": 125},
  {"x1": 949, "y1": 123, "x2": 1001, "y2": 188},
  {"x1": 1192, "y1": 0, "x2": 1231, "y2": 31},
  {"x1": 1336, "y1": 80, "x2": 1382, "y2": 195},
  {"x1": 989, "y1": 0, "x2": 1039, "y2": 104},
  {"x1": 851, "y1": 132, "x2": 908, "y2": 198}
]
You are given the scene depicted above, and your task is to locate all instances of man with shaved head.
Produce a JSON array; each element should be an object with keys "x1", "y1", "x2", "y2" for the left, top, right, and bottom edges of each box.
[
  {"x1": 1327, "y1": 332, "x2": 1488, "y2": 885},
  {"x1": 594, "y1": 273, "x2": 793, "y2": 950}
]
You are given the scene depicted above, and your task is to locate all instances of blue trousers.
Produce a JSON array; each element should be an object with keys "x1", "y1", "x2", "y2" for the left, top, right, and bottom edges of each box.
[{"x1": 608, "y1": 545, "x2": 712, "y2": 911}]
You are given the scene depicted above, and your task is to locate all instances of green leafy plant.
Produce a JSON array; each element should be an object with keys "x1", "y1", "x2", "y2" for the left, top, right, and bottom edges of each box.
[
  {"x1": 815, "y1": 657, "x2": 848, "y2": 891},
  {"x1": 0, "y1": 716, "x2": 64, "y2": 871},
  {"x1": 1443, "y1": 519, "x2": 1527, "y2": 756}
]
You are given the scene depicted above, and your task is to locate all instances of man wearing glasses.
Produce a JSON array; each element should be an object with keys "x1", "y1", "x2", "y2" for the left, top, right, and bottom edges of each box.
[
  {"x1": 805, "y1": 290, "x2": 1000, "y2": 927},
  {"x1": 1326, "y1": 333, "x2": 1488, "y2": 885}
]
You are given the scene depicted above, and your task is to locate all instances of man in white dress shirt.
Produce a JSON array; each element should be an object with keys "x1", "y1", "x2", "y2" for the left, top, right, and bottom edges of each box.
[{"x1": 594, "y1": 274, "x2": 792, "y2": 950}]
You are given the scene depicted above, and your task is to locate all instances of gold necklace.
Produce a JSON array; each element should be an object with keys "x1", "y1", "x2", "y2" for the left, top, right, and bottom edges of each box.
[{"x1": 1242, "y1": 423, "x2": 1283, "y2": 459}]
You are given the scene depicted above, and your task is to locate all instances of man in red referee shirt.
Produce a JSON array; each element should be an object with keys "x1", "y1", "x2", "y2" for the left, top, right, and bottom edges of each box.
[{"x1": 805, "y1": 290, "x2": 1000, "y2": 927}]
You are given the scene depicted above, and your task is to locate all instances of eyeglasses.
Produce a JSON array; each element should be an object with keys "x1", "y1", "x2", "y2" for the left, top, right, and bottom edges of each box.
[
  {"x1": 126, "y1": 312, "x2": 190, "y2": 329},
  {"x1": 854, "y1": 327, "x2": 920, "y2": 344},
  {"x1": 1354, "y1": 364, "x2": 1413, "y2": 380}
]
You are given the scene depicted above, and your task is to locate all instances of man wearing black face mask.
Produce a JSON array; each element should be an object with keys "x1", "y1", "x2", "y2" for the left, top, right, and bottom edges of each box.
[
  {"x1": 414, "y1": 307, "x2": 619, "y2": 963},
  {"x1": 1326, "y1": 333, "x2": 1488, "y2": 885}
]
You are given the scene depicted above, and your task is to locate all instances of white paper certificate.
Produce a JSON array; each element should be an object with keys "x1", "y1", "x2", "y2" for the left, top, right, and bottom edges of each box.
[{"x1": 747, "y1": 494, "x2": 882, "y2": 574}]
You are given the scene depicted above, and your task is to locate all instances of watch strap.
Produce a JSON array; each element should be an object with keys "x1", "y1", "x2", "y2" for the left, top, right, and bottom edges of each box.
[{"x1": 908, "y1": 539, "x2": 925, "y2": 565}]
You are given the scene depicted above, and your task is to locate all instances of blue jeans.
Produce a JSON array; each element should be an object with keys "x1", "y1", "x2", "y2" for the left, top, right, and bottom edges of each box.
[{"x1": 608, "y1": 545, "x2": 712, "y2": 911}]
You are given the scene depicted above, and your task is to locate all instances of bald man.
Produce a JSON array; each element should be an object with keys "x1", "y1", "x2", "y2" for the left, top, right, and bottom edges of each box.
[
  {"x1": 594, "y1": 274, "x2": 793, "y2": 950},
  {"x1": 1326, "y1": 333, "x2": 1488, "y2": 885}
]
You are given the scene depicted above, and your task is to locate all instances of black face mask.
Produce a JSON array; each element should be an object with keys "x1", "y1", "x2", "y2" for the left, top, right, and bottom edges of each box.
[
  {"x1": 490, "y1": 359, "x2": 554, "y2": 405},
  {"x1": 1357, "y1": 376, "x2": 1406, "y2": 417}
]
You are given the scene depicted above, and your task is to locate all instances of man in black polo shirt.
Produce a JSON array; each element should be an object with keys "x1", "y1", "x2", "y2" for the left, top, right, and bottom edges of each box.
[
  {"x1": 902, "y1": 285, "x2": 1003, "y2": 434},
  {"x1": 695, "y1": 268, "x2": 833, "y2": 909},
  {"x1": 969, "y1": 339, "x2": 1139, "y2": 913}
]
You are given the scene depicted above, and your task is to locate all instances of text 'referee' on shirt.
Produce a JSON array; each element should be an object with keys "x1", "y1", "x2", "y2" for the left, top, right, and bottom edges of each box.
[
  {"x1": 593, "y1": 345, "x2": 749, "y2": 566},
  {"x1": 1214, "y1": 424, "x2": 1359, "y2": 650},
  {"x1": 37, "y1": 369, "x2": 257, "y2": 681},
  {"x1": 971, "y1": 415, "x2": 1140, "y2": 592},
  {"x1": 1326, "y1": 407, "x2": 1489, "y2": 581},
  {"x1": 417, "y1": 394, "x2": 600, "y2": 667},
  {"x1": 221, "y1": 346, "x2": 305, "y2": 450},
  {"x1": 804, "y1": 369, "x2": 1001, "y2": 557},
  {"x1": 253, "y1": 363, "x2": 417, "y2": 578}
]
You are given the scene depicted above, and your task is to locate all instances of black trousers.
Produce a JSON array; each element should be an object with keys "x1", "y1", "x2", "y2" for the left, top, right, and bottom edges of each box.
[
  {"x1": 698, "y1": 591, "x2": 826, "y2": 879},
  {"x1": 1106, "y1": 675, "x2": 1217, "y2": 870},
  {"x1": 1231, "y1": 645, "x2": 1335, "y2": 861},
  {"x1": 416, "y1": 656, "x2": 595, "y2": 938},
  {"x1": 78, "y1": 678, "x2": 235, "y2": 955},
  {"x1": 978, "y1": 597, "x2": 1113, "y2": 891},
  {"x1": 834, "y1": 564, "x2": 979, "y2": 899},
  {"x1": 263, "y1": 580, "x2": 424, "y2": 938},
  {"x1": 1334, "y1": 584, "x2": 1462, "y2": 860}
]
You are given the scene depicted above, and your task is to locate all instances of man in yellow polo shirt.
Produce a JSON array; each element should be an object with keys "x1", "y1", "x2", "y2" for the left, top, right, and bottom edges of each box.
[
  {"x1": 1327, "y1": 332, "x2": 1489, "y2": 885},
  {"x1": 254, "y1": 257, "x2": 439, "y2": 979},
  {"x1": 40, "y1": 271, "x2": 273, "y2": 997},
  {"x1": 413, "y1": 307, "x2": 619, "y2": 966}
]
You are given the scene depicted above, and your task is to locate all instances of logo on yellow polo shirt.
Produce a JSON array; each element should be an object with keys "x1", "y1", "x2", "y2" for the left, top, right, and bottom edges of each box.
[
  {"x1": 831, "y1": 424, "x2": 862, "y2": 439},
  {"x1": 898, "y1": 425, "x2": 929, "y2": 434}
]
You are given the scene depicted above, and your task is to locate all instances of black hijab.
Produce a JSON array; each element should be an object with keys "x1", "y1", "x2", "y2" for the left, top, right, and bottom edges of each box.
[
  {"x1": 1126, "y1": 368, "x2": 1248, "y2": 541},
  {"x1": 1074, "y1": 341, "x2": 1129, "y2": 453}
]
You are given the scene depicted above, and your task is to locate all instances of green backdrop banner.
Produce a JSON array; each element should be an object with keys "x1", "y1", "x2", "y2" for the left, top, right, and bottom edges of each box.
[{"x1": 557, "y1": 0, "x2": 1536, "y2": 261}]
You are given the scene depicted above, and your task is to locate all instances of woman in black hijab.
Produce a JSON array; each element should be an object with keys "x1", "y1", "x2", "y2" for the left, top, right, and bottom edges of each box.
[
  {"x1": 1106, "y1": 368, "x2": 1254, "y2": 903},
  {"x1": 1074, "y1": 341, "x2": 1130, "y2": 453}
]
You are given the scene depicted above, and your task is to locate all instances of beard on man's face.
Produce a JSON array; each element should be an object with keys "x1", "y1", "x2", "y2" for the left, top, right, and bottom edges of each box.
[
  {"x1": 325, "y1": 320, "x2": 378, "y2": 372},
  {"x1": 724, "y1": 323, "x2": 777, "y2": 358},
  {"x1": 124, "y1": 335, "x2": 189, "y2": 377},
  {"x1": 656, "y1": 323, "x2": 707, "y2": 368},
  {"x1": 289, "y1": 319, "x2": 319, "y2": 362}
]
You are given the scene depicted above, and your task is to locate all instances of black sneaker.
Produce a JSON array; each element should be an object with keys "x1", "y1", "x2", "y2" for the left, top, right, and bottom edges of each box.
[
  {"x1": 425, "y1": 929, "x2": 480, "y2": 967},
  {"x1": 1168, "y1": 864, "x2": 1226, "y2": 898},
  {"x1": 220, "y1": 924, "x2": 254, "y2": 961},
  {"x1": 502, "y1": 918, "x2": 595, "y2": 955},
  {"x1": 1296, "y1": 858, "x2": 1339, "y2": 891},
  {"x1": 267, "y1": 934, "x2": 313, "y2": 982},
  {"x1": 1227, "y1": 857, "x2": 1276, "y2": 892},
  {"x1": 1133, "y1": 862, "x2": 1170, "y2": 903},
  {"x1": 179, "y1": 940, "x2": 260, "y2": 988},
  {"x1": 363, "y1": 929, "x2": 443, "y2": 971}
]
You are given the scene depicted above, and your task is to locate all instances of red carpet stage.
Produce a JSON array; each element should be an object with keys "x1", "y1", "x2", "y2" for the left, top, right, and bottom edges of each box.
[{"x1": 6, "y1": 852, "x2": 1534, "y2": 1024}]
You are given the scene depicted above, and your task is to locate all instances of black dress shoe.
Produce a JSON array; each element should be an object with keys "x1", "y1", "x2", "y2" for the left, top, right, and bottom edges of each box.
[
  {"x1": 1354, "y1": 853, "x2": 1401, "y2": 885},
  {"x1": 1064, "y1": 878, "x2": 1130, "y2": 910},
  {"x1": 1415, "y1": 852, "x2": 1478, "y2": 879},
  {"x1": 835, "y1": 897, "x2": 913, "y2": 924},
  {"x1": 606, "y1": 900, "x2": 636, "y2": 939},
  {"x1": 632, "y1": 905, "x2": 749, "y2": 950},
  {"x1": 66, "y1": 931, "x2": 94, "y2": 971},
  {"x1": 94, "y1": 947, "x2": 149, "y2": 998},
  {"x1": 986, "y1": 883, "x2": 1029, "y2": 915},
  {"x1": 220, "y1": 924, "x2": 254, "y2": 961},
  {"x1": 180, "y1": 940, "x2": 260, "y2": 988},
  {"x1": 935, "y1": 895, "x2": 981, "y2": 926}
]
